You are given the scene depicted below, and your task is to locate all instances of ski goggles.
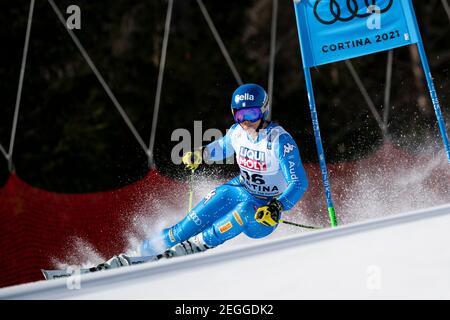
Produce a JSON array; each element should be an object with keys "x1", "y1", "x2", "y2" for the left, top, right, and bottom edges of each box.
[{"x1": 232, "y1": 107, "x2": 263, "y2": 123}]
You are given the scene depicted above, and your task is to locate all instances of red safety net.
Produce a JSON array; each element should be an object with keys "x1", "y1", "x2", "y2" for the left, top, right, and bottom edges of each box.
[
  {"x1": 0, "y1": 170, "x2": 186, "y2": 289},
  {"x1": 0, "y1": 143, "x2": 449, "y2": 289}
]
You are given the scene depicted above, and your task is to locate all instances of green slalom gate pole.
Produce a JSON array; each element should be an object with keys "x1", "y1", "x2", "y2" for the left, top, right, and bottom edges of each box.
[
  {"x1": 416, "y1": 42, "x2": 450, "y2": 163},
  {"x1": 303, "y1": 67, "x2": 338, "y2": 227}
]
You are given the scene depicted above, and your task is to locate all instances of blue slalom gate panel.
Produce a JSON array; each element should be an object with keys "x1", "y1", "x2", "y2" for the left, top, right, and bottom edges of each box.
[{"x1": 293, "y1": 0, "x2": 421, "y2": 67}]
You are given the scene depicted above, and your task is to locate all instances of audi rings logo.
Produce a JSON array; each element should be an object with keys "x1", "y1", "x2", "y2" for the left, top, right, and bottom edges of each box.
[
  {"x1": 188, "y1": 210, "x2": 202, "y2": 226},
  {"x1": 313, "y1": 0, "x2": 394, "y2": 25}
]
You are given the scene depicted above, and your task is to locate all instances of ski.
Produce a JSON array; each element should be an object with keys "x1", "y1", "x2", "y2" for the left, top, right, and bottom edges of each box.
[
  {"x1": 41, "y1": 255, "x2": 162, "y2": 280},
  {"x1": 41, "y1": 267, "x2": 94, "y2": 280}
]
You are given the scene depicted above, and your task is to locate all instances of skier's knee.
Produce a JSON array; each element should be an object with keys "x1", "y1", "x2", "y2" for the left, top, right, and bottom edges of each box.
[
  {"x1": 243, "y1": 220, "x2": 277, "y2": 239},
  {"x1": 231, "y1": 210, "x2": 246, "y2": 228},
  {"x1": 202, "y1": 228, "x2": 225, "y2": 247}
]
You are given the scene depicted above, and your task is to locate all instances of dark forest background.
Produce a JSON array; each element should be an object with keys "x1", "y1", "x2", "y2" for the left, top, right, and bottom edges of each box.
[{"x1": 0, "y1": 0, "x2": 449, "y2": 193}]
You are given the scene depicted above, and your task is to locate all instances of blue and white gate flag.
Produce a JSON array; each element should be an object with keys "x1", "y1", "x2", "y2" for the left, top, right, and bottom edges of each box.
[{"x1": 293, "y1": 0, "x2": 421, "y2": 67}]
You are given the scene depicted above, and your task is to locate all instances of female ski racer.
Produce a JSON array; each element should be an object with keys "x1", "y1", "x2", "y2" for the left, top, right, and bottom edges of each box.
[{"x1": 102, "y1": 83, "x2": 308, "y2": 268}]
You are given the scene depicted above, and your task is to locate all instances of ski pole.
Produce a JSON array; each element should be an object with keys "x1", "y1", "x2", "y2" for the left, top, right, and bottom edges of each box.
[
  {"x1": 279, "y1": 219, "x2": 321, "y2": 230},
  {"x1": 188, "y1": 168, "x2": 196, "y2": 212}
]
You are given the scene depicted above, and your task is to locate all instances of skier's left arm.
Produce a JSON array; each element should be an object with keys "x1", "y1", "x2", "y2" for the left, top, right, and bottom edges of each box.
[
  {"x1": 254, "y1": 134, "x2": 308, "y2": 227},
  {"x1": 275, "y1": 134, "x2": 308, "y2": 211}
]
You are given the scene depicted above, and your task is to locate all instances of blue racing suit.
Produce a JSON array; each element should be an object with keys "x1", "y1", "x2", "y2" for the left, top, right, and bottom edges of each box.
[{"x1": 140, "y1": 122, "x2": 308, "y2": 255}]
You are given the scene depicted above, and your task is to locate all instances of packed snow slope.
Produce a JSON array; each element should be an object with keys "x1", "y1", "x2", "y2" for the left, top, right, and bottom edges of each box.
[{"x1": 1, "y1": 202, "x2": 450, "y2": 299}]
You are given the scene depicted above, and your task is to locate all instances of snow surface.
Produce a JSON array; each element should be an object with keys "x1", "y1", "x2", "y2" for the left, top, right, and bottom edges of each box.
[{"x1": 1, "y1": 203, "x2": 450, "y2": 299}]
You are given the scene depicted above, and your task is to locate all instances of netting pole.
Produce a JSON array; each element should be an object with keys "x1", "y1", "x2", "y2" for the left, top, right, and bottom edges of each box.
[
  {"x1": 148, "y1": 0, "x2": 174, "y2": 169},
  {"x1": 383, "y1": 50, "x2": 394, "y2": 130},
  {"x1": 268, "y1": 0, "x2": 278, "y2": 120},
  {"x1": 0, "y1": 145, "x2": 8, "y2": 162},
  {"x1": 8, "y1": 0, "x2": 35, "y2": 172},
  {"x1": 196, "y1": 0, "x2": 243, "y2": 85},
  {"x1": 48, "y1": 0, "x2": 149, "y2": 158},
  {"x1": 345, "y1": 60, "x2": 388, "y2": 139},
  {"x1": 442, "y1": 0, "x2": 450, "y2": 22}
]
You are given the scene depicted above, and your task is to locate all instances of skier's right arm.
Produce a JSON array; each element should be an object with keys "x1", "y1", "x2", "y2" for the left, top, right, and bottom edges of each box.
[
  {"x1": 203, "y1": 124, "x2": 237, "y2": 162},
  {"x1": 182, "y1": 124, "x2": 237, "y2": 170}
]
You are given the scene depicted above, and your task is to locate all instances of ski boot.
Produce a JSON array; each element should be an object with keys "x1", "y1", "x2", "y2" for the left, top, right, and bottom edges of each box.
[
  {"x1": 163, "y1": 234, "x2": 212, "y2": 258},
  {"x1": 95, "y1": 254, "x2": 131, "y2": 270}
]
